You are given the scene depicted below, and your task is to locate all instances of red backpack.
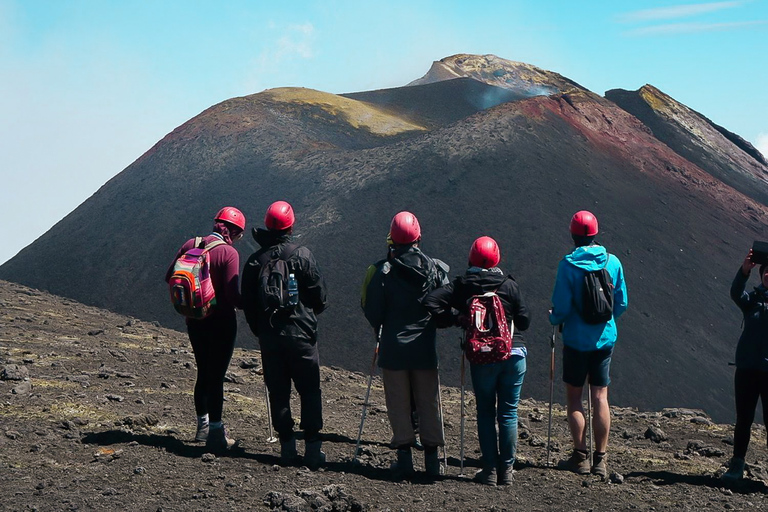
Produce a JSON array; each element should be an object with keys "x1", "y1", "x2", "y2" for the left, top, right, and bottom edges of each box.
[
  {"x1": 168, "y1": 237, "x2": 226, "y2": 319},
  {"x1": 463, "y1": 292, "x2": 514, "y2": 365}
]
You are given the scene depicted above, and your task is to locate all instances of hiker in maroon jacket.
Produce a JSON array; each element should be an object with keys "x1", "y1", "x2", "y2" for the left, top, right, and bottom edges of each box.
[{"x1": 165, "y1": 206, "x2": 246, "y2": 453}]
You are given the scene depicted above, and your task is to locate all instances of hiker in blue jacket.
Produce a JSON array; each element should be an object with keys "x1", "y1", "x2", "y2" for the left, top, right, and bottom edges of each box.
[
  {"x1": 549, "y1": 210, "x2": 627, "y2": 478},
  {"x1": 722, "y1": 248, "x2": 768, "y2": 482}
]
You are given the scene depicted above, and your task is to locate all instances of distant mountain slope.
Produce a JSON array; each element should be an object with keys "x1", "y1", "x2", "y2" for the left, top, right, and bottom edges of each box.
[
  {"x1": 606, "y1": 85, "x2": 768, "y2": 206},
  {"x1": 344, "y1": 77, "x2": 528, "y2": 128},
  {"x1": 2, "y1": 55, "x2": 767, "y2": 423}
]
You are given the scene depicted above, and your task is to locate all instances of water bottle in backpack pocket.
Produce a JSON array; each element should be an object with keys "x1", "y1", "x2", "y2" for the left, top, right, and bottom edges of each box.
[{"x1": 257, "y1": 244, "x2": 300, "y2": 312}]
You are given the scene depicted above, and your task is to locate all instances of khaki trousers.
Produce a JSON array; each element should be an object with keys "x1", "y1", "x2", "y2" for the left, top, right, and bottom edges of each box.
[{"x1": 382, "y1": 368, "x2": 444, "y2": 448}]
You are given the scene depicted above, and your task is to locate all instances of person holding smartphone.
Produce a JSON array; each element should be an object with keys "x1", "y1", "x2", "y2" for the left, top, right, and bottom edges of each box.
[{"x1": 723, "y1": 247, "x2": 768, "y2": 482}]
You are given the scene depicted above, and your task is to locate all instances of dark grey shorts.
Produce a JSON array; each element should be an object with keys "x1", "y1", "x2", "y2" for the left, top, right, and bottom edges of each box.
[{"x1": 562, "y1": 345, "x2": 613, "y2": 387}]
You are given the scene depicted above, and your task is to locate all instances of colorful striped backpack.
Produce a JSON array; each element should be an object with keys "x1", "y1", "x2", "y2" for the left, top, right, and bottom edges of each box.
[{"x1": 168, "y1": 237, "x2": 225, "y2": 319}]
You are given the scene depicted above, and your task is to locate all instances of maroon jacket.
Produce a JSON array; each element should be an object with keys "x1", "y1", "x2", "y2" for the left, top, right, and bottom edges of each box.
[{"x1": 166, "y1": 234, "x2": 242, "y2": 316}]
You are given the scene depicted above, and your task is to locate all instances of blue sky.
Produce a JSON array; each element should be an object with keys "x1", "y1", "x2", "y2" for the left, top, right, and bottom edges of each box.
[{"x1": 1, "y1": 0, "x2": 767, "y2": 265}]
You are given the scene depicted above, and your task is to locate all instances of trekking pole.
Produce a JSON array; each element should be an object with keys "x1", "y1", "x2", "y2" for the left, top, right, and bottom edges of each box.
[
  {"x1": 547, "y1": 325, "x2": 556, "y2": 467},
  {"x1": 264, "y1": 383, "x2": 278, "y2": 443},
  {"x1": 353, "y1": 328, "x2": 380, "y2": 463},
  {"x1": 436, "y1": 369, "x2": 448, "y2": 473},
  {"x1": 586, "y1": 380, "x2": 593, "y2": 467},
  {"x1": 459, "y1": 344, "x2": 467, "y2": 478}
]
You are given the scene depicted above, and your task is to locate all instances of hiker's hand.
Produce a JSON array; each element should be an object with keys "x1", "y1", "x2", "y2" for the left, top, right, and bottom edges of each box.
[{"x1": 743, "y1": 250, "x2": 756, "y2": 276}]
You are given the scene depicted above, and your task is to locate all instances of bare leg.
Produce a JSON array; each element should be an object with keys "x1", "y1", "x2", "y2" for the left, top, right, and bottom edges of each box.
[
  {"x1": 590, "y1": 385, "x2": 610, "y2": 453},
  {"x1": 565, "y1": 383, "x2": 587, "y2": 451}
]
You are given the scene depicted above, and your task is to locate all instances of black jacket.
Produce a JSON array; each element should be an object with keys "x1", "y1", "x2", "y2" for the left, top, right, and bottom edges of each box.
[
  {"x1": 362, "y1": 246, "x2": 449, "y2": 371},
  {"x1": 423, "y1": 267, "x2": 531, "y2": 349},
  {"x1": 241, "y1": 228, "x2": 327, "y2": 346},
  {"x1": 730, "y1": 267, "x2": 768, "y2": 371}
]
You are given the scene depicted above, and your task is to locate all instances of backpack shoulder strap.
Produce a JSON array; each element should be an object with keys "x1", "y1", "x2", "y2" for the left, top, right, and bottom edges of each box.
[
  {"x1": 200, "y1": 239, "x2": 226, "y2": 254},
  {"x1": 193, "y1": 236, "x2": 203, "y2": 249}
]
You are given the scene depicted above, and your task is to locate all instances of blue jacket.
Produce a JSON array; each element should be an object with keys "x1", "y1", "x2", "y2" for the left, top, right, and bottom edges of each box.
[{"x1": 549, "y1": 244, "x2": 628, "y2": 351}]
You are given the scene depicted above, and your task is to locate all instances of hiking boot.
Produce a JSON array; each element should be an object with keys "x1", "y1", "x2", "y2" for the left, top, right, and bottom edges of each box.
[
  {"x1": 205, "y1": 424, "x2": 235, "y2": 453},
  {"x1": 280, "y1": 437, "x2": 298, "y2": 466},
  {"x1": 497, "y1": 464, "x2": 514, "y2": 485},
  {"x1": 390, "y1": 448, "x2": 415, "y2": 478},
  {"x1": 194, "y1": 417, "x2": 209, "y2": 442},
  {"x1": 473, "y1": 466, "x2": 497, "y2": 486},
  {"x1": 304, "y1": 440, "x2": 326, "y2": 470},
  {"x1": 721, "y1": 457, "x2": 745, "y2": 483},
  {"x1": 558, "y1": 449, "x2": 590, "y2": 475},
  {"x1": 592, "y1": 452, "x2": 608, "y2": 478},
  {"x1": 424, "y1": 447, "x2": 442, "y2": 477}
]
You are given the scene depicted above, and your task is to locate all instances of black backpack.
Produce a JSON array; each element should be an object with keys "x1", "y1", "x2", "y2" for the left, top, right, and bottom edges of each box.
[
  {"x1": 580, "y1": 266, "x2": 614, "y2": 324},
  {"x1": 257, "y1": 243, "x2": 299, "y2": 312}
]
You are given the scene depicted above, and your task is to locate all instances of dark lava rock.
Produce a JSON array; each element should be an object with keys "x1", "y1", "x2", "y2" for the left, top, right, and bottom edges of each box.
[
  {"x1": 645, "y1": 426, "x2": 667, "y2": 443},
  {"x1": 1, "y1": 364, "x2": 29, "y2": 381}
]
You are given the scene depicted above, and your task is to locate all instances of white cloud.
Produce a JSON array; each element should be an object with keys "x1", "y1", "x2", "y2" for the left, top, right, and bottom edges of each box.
[
  {"x1": 625, "y1": 19, "x2": 768, "y2": 36},
  {"x1": 243, "y1": 22, "x2": 316, "y2": 93},
  {"x1": 757, "y1": 133, "x2": 768, "y2": 159},
  {"x1": 618, "y1": 1, "x2": 747, "y2": 22},
  {"x1": 277, "y1": 23, "x2": 315, "y2": 59}
]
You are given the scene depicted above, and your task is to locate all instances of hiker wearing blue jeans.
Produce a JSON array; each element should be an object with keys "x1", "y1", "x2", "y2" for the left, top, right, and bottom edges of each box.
[
  {"x1": 424, "y1": 236, "x2": 530, "y2": 486},
  {"x1": 471, "y1": 354, "x2": 526, "y2": 476}
]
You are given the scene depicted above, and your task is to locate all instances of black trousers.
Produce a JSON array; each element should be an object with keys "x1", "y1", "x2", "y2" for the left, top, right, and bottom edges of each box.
[
  {"x1": 261, "y1": 336, "x2": 323, "y2": 442},
  {"x1": 733, "y1": 367, "x2": 768, "y2": 459},
  {"x1": 187, "y1": 312, "x2": 237, "y2": 423}
]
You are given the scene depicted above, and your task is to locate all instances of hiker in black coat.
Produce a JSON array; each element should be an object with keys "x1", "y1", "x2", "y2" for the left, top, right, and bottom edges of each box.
[
  {"x1": 722, "y1": 248, "x2": 768, "y2": 482},
  {"x1": 424, "y1": 236, "x2": 530, "y2": 486},
  {"x1": 241, "y1": 201, "x2": 328, "y2": 469},
  {"x1": 361, "y1": 211, "x2": 449, "y2": 478}
]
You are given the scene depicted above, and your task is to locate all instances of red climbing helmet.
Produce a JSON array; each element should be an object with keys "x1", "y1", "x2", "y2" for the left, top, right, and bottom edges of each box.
[
  {"x1": 469, "y1": 236, "x2": 501, "y2": 269},
  {"x1": 264, "y1": 201, "x2": 295, "y2": 231},
  {"x1": 389, "y1": 211, "x2": 421, "y2": 245},
  {"x1": 569, "y1": 210, "x2": 599, "y2": 237},
  {"x1": 214, "y1": 207, "x2": 246, "y2": 230}
]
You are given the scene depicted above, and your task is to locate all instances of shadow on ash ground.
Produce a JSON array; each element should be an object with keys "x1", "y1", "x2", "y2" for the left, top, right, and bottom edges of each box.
[{"x1": 1, "y1": 279, "x2": 766, "y2": 511}]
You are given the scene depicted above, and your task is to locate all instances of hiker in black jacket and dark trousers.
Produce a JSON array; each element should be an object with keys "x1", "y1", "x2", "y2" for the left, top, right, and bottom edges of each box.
[
  {"x1": 241, "y1": 201, "x2": 328, "y2": 469},
  {"x1": 723, "y1": 248, "x2": 768, "y2": 482},
  {"x1": 424, "y1": 236, "x2": 530, "y2": 486}
]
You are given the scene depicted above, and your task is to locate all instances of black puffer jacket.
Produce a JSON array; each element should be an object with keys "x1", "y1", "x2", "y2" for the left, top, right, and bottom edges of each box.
[
  {"x1": 362, "y1": 246, "x2": 449, "y2": 371},
  {"x1": 241, "y1": 228, "x2": 327, "y2": 346},
  {"x1": 423, "y1": 267, "x2": 531, "y2": 349},
  {"x1": 730, "y1": 267, "x2": 768, "y2": 371}
]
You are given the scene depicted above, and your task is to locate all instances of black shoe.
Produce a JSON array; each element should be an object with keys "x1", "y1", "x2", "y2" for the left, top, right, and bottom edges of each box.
[
  {"x1": 194, "y1": 418, "x2": 209, "y2": 442},
  {"x1": 473, "y1": 467, "x2": 497, "y2": 486},
  {"x1": 497, "y1": 464, "x2": 514, "y2": 485},
  {"x1": 424, "y1": 447, "x2": 442, "y2": 476},
  {"x1": 304, "y1": 440, "x2": 326, "y2": 470},
  {"x1": 280, "y1": 438, "x2": 298, "y2": 466},
  {"x1": 390, "y1": 448, "x2": 415, "y2": 478},
  {"x1": 205, "y1": 425, "x2": 235, "y2": 453}
]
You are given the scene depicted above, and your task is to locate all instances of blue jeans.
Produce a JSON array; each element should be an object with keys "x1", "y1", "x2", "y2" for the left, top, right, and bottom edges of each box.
[{"x1": 469, "y1": 355, "x2": 526, "y2": 468}]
